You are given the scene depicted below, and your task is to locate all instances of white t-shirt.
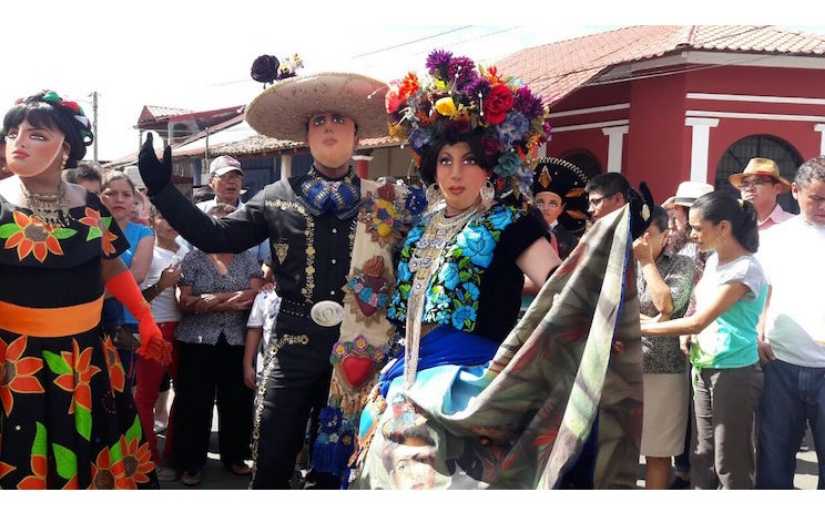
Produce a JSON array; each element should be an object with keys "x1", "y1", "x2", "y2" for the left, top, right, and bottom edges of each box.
[
  {"x1": 757, "y1": 215, "x2": 825, "y2": 367},
  {"x1": 140, "y1": 246, "x2": 187, "y2": 323},
  {"x1": 247, "y1": 290, "x2": 282, "y2": 380}
]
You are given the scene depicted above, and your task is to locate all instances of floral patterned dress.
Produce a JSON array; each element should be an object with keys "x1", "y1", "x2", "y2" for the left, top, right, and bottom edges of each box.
[{"x1": 0, "y1": 192, "x2": 158, "y2": 489}]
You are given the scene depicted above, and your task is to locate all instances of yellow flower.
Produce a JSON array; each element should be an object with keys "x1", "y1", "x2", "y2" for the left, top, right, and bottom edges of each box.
[
  {"x1": 388, "y1": 122, "x2": 407, "y2": 139},
  {"x1": 435, "y1": 97, "x2": 457, "y2": 117}
]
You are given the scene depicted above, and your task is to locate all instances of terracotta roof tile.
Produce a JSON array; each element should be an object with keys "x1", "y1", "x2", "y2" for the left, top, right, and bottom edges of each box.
[{"x1": 496, "y1": 25, "x2": 825, "y2": 107}]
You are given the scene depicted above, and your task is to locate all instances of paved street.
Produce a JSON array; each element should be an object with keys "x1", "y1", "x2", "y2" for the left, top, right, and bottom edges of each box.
[{"x1": 156, "y1": 411, "x2": 819, "y2": 489}]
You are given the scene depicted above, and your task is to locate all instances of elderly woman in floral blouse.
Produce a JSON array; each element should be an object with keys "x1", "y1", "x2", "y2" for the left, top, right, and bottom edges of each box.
[
  {"x1": 633, "y1": 205, "x2": 696, "y2": 489},
  {"x1": 171, "y1": 203, "x2": 263, "y2": 486}
]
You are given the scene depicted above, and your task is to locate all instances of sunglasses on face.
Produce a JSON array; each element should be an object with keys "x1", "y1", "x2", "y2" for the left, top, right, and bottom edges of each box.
[{"x1": 738, "y1": 177, "x2": 776, "y2": 189}]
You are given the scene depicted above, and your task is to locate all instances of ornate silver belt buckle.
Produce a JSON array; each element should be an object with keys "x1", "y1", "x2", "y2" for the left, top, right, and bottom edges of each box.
[{"x1": 310, "y1": 300, "x2": 345, "y2": 327}]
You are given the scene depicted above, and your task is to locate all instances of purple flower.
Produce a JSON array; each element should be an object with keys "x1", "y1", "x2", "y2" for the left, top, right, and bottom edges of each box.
[
  {"x1": 448, "y1": 56, "x2": 478, "y2": 89},
  {"x1": 462, "y1": 76, "x2": 491, "y2": 99},
  {"x1": 426, "y1": 49, "x2": 453, "y2": 76},
  {"x1": 513, "y1": 86, "x2": 544, "y2": 119},
  {"x1": 542, "y1": 121, "x2": 553, "y2": 139}
]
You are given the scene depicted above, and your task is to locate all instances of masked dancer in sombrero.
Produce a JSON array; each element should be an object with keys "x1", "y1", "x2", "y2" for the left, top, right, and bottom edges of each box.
[
  {"x1": 0, "y1": 91, "x2": 170, "y2": 489},
  {"x1": 351, "y1": 51, "x2": 651, "y2": 489},
  {"x1": 138, "y1": 71, "x2": 424, "y2": 489}
]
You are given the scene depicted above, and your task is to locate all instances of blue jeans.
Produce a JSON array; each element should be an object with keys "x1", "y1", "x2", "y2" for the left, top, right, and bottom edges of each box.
[{"x1": 757, "y1": 359, "x2": 825, "y2": 489}]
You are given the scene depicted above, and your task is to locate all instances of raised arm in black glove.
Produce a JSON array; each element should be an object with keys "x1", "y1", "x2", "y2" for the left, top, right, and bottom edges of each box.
[
  {"x1": 138, "y1": 133, "x2": 173, "y2": 196},
  {"x1": 628, "y1": 181, "x2": 655, "y2": 240}
]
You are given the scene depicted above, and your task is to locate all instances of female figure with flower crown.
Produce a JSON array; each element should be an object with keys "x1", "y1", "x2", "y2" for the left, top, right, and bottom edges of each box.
[
  {"x1": 0, "y1": 91, "x2": 169, "y2": 489},
  {"x1": 350, "y1": 51, "x2": 563, "y2": 489},
  {"x1": 352, "y1": 51, "x2": 651, "y2": 490}
]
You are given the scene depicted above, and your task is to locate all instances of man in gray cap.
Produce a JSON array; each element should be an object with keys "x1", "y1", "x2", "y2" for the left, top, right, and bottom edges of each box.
[{"x1": 197, "y1": 155, "x2": 245, "y2": 212}]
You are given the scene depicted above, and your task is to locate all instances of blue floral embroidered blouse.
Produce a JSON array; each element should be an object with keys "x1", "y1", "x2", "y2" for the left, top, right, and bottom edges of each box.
[{"x1": 388, "y1": 204, "x2": 546, "y2": 343}]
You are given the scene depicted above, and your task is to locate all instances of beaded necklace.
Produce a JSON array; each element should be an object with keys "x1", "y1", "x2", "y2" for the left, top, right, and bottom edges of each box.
[{"x1": 403, "y1": 204, "x2": 481, "y2": 389}]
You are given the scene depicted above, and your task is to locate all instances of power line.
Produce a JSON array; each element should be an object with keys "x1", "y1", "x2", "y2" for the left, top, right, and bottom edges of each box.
[{"x1": 351, "y1": 26, "x2": 474, "y2": 59}]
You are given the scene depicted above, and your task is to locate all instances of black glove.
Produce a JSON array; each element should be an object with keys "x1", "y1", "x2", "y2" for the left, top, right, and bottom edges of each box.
[
  {"x1": 138, "y1": 133, "x2": 173, "y2": 196},
  {"x1": 628, "y1": 181, "x2": 655, "y2": 240}
]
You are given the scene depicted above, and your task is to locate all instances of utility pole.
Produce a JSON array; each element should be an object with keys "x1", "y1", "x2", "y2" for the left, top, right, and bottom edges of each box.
[{"x1": 90, "y1": 91, "x2": 99, "y2": 162}]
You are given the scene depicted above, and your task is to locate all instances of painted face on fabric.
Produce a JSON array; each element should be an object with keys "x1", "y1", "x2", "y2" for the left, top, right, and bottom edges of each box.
[
  {"x1": 4, "y1": 119, "x2": 67, "y2": 178},
  {"x1": 434, "y1": 142, "x2": 489, "y2": 214},
  {"x1": 306, "y1": 112, "x2": 357, "y2": 169},
  {"x1": 535, "y1": 191, "x2": 564, "y2": 226}
]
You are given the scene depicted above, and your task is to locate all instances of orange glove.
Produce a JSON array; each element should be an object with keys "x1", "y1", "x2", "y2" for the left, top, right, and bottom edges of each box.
[{"x1": 106, "y1": 269, "x2": 172, "y2": 366}]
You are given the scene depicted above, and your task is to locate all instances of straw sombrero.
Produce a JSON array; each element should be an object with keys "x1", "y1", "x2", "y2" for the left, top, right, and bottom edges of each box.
[
  {"x1": 728, "y1": 157, "x2": 792, "y2": 190},
  {"x1": 245, "y1": 72, "x2": 388, "y2": 142}
]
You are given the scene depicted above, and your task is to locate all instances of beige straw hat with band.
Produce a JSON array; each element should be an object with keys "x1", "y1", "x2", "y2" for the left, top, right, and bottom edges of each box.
[{"x1": 245, "y1": 72, "x2": 388, "y2": 142}]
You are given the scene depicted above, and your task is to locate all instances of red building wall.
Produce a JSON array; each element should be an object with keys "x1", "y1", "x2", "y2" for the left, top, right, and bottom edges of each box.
[
  {"x1": 545, "y1": 62, "x2": 825, "y2": 202},
  {"x1": 625, "y1": 73, "x2": 690, "y2": 201}
]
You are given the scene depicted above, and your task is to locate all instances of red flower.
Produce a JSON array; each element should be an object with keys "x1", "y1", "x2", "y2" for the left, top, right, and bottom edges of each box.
[
  {"x1": 89, "y1": 447, "x2": 116, "y2": 490},
  {"x1": 60, "y1": 100, "x2": 81, "y2": 113},
  {"x1": 101, "y1": 336, "x2": 125, "y2": 393},
  {"x1": 0, "y1": 335, "x2": 45, "y2": 416},
  {"x1": 52, "y1": 339, "x2": 101, "y2": 414},
  {"x1": 483, "y1": 84, "x2": 514, "y2": 125},
  {"x1": 111, "y1": 435, "x2": 155, "y2": 489},
  {"x1": 385, "y1": 84, "x2": 402, "y2": 114},
  {"x1": 398, "y1": 72, "x2": 420, "y2": 101}
]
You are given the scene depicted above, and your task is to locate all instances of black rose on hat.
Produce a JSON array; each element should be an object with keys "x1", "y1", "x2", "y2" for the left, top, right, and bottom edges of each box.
[{"x1": 251, "y1": 55, "x2": 281, "y2": 85}]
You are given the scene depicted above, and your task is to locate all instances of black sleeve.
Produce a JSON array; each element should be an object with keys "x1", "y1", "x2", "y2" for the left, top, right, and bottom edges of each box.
[
  {"x1": 149, "y1": 183, "x2": 271, "y2": 254},
  {"x1": 497, "y1": 209, "x2": 547, "y2": 264}
]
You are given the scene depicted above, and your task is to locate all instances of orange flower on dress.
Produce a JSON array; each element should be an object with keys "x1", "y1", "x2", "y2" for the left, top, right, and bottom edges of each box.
[
  {"x1": 78, "y1": 208, "x2": 118, "y2": 256},
  {"x1": 0, "y1": 211, "x2": 75, "y2": 263},
  {"x1": 111, "y1": 435, "x2": 154, "y2": 489},
  {"x1": 89, "y1": 447, "x2": 116, "y2": 490},
  {"x1": 0, "y1": 335, "x2": 45, "y2": 416},
  {"x1": 51, "y1": 339, "x2": 101, "y2": 414},
  {"x1": 101, "y1": 336, "x2": 125, "y2": 393}
]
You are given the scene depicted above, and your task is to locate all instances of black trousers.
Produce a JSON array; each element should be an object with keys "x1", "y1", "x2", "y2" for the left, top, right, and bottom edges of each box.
[
  {"x1": 250, "y1": 339, "x2": 335, "y2": 489},
  {"x1": 172, "y1": 337, "x2": 254, "y2": 472}
]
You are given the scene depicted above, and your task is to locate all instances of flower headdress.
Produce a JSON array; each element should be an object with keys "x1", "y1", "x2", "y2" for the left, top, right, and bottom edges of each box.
[
  {"x1": 15, "y1": 90, "x2": 94, "y2": 146},
  {"x1": 386, "y1": 49, "x2": 551, "y2": 200}
]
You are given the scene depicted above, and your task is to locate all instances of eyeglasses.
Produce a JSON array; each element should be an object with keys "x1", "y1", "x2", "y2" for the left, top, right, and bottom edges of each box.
[
  {"x1": 310, "y1": 113, "x2": 347, "y2": 127},
  {"x1": 738, "y1": 177, "x2": 776, "y2": 189}
]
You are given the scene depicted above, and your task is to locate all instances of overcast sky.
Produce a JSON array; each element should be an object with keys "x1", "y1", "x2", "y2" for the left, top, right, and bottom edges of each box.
[{"x1": 1, "y1": 1, "x2": 821, "y2": 161}]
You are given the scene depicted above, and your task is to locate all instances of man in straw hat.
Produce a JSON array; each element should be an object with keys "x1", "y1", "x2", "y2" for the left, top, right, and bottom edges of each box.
[
  {"x1": 729, "y1": 157, "x2": 794, "y2": 231},
  {"x1": 137, "y1": 72, "x2": 423, "y2": 489}
]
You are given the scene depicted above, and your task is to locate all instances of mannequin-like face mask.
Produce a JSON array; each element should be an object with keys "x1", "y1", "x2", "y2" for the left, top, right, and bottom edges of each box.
[
  {"x1": 4, "y1": 119, "x2": 67, "y2": 178},
  {"x1": 306, "y1": 112, "x2": 357, "y2": 170}
]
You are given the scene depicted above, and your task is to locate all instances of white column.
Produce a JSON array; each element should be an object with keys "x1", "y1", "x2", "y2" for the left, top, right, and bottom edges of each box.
[
  {"x1": 685, "y1": 117, "x2": 720, "y2": 183},
  {"x1": 601, "y1": 125, "x2": 629, "y2": 173},
  {"x1": 280, "y1": 154, "x2": 292, "y2": 179},
  {"x1": 815, "y1": 124, "x2": 825, "y2": 156}
]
